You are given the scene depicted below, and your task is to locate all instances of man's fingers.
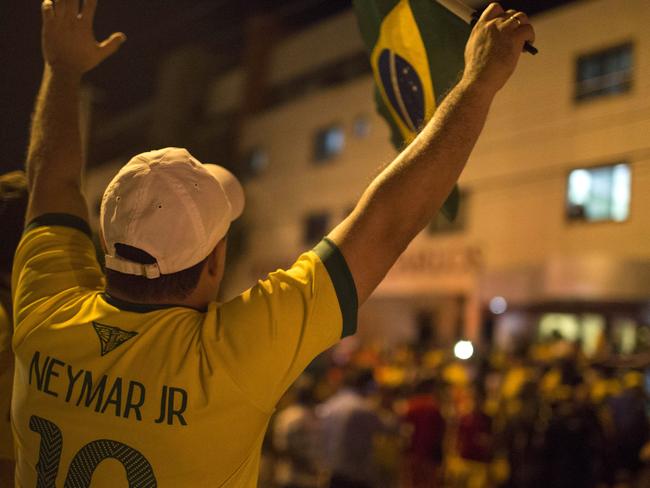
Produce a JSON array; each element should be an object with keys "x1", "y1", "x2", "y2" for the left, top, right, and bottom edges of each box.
[
  {"x1": 500, "y1": 11, "x2": 531, "y2": 36},
  {"x1": 55, "y1": 0, "x2": 72, "y2": 19},
  {"x1": 98, "y1": 32, "x2": 127, "y2": 61},
  {"x1": 515, "y1": 23, "x2": 536, "y2": 45},
  {"x1": 510, "y1": 12, "x2": 529, "y2": 25},
  {"x1": 479, "y1": 2, "x2": 505, "y2": 23},
  {"x1": 82, "y1": 0, "x2": 98, "y2": 20},
  {"x1": 501, "y1": 15, "x2": 521, "y2": 31},
  {"x1": 41, "y1": 0, "x2": 55, "y2": 20}
]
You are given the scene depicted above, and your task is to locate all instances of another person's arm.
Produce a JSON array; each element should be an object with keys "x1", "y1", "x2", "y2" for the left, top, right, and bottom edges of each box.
[
  {"x1": 328, "y1": 3, "x2": 535, "y2": 304},
  {"x1": 25, "y1": 0, "x2": 125, "y2": 224}
]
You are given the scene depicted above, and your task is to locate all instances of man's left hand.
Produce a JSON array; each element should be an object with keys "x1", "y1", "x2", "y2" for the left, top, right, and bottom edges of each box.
[{"x1": 41, "y1": 0, "x2": 126, "y2": 76}]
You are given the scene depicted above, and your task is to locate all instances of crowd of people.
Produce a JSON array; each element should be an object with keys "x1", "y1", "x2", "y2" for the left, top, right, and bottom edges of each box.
[{"x1": 259, "y1": 337, "x2": 650, "y2": 488}]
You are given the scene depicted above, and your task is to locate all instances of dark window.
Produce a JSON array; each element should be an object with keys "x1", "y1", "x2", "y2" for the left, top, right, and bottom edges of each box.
[
  {"x1": 353, "y1": 115, "x2": 371, "y2": 138},
  {"x1": 314, "y1": 126, "x2": 344, "y2": 163},
  {"x1": 245, "y1": 147, "x2": 269, "y2": 176},
  {"x1": 575, "y1": 43, "x2": 633, "y2": 101},
  {"x1": 428, "y1": 191, "x2": 469, "y2": 234},
  {"x1": 566, "y1": 163, "x2": 630, "y2": 222},
  {"x1": 267, "y1": 51, "x2": 371, "y2": 110},
  {"x1": 304, "y1": 212, "x2": 329, "y2": 245}
]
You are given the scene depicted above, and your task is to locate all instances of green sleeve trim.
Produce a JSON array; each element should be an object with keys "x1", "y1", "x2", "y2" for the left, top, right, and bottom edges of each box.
[
  {"x1": 313, "y1": 238, "x2": 358, "y2": 338},
  {"x1": 25, "y1": 213, "x2": 92, "y2": 238}
]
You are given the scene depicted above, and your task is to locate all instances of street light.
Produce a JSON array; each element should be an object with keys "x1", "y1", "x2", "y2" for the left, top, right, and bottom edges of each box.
[{"x1": 454, "y1": 340, "x2": 474, "y2": 360}]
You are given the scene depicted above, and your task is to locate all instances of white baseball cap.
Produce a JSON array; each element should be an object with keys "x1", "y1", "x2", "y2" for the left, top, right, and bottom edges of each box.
[{"x1": 100, "y1": 147, "x2": 245, "y2": 279}]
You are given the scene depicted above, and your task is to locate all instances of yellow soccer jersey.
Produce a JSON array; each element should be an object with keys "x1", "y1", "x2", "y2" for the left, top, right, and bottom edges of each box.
[
  {"x1": 11, "y1": 213, "x2": 357, "y2": 487},
  {"x1": 0, "y1": 301, "x2": 14, "y2": 461}
]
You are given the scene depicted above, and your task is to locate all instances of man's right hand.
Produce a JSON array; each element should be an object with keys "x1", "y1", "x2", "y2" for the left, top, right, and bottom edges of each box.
[
  {"x1": 328, "y1": 3, "x2": 535, "y2": 305},
  {"x1": 462, "y1": 3, "x2": 536, "y2": 94}
]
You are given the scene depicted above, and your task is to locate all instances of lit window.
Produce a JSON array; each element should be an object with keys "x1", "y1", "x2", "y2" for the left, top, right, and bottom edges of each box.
[
  {"x1": 575, "y1": 43, "x2": 633, "y2": 101},
  {"x1": 539, "y1": 313, "x2": 606, "y2": 357},
  {"x1": 314, "y1": 126, "x2": 344, "y2": 163},
  {"x1": 581, "y1": 315, "x2": 606, "y2": 357},
  {"x1": 566, "y1": 163, "x2": 630, "y2": 222},
  {"x1": 539, "y1": 313, "x2": 581, "y2": 342},
  {"x1": 304, "y1": 212, "x2": 329, "y2": 245},
  {"x1": 613, "y1": 318, "x2": 637, "y2": 354}
]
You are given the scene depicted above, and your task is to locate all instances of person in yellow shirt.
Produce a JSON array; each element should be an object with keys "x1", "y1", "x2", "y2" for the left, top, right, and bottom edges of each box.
[
  {"x1": 13, "y1": 0, "x2": 534, "y2": 485},
  {"x1": 0, "y1": 170, "x2": 29, "y2": 487}
]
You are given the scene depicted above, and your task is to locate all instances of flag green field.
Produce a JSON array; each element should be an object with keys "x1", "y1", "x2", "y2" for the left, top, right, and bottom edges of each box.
[{"x1": 353, "y1": 0, "x2": 471, "y2": 221}]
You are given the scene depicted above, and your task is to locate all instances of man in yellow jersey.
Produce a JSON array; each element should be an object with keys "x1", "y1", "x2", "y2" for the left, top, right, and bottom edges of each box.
[
  {"x1": 0, "y1": 171, "x2": 28, "y2": 487},
  {"x1": 12, "y1": 0, "x2": 534, "y2": 485}
]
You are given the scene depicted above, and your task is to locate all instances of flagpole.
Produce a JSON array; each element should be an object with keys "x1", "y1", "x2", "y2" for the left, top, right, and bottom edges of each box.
[{"x1": 436, "y1": 0, "x2": 538, "y2": 55}]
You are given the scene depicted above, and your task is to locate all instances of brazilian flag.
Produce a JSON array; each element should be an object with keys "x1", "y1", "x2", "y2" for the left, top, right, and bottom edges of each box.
[{"x1": 353, "y1": 0, "x2": 471, "y2": 220}]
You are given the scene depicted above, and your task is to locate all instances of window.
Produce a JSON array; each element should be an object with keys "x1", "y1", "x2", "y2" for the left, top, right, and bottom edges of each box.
[
  {"x1": 428, "y1": 190, "x2": 469, "y2": 234},
  {"x1": 566, "y1": 163, "x2": 630, "y2": 222},
  {"x1": 267, "y1": 52, "x2": 371, "y2": 109},
  {"x1": 304, "y1": 212, "x2": 329, "y2": 245},
  {"x1": 314, "y1": 126, "x2": 344, "y2": 163},
  {"x1": 245, "y1": 147, "x2": 269, "y2": 176},
  {"x1": 353, "y1": 115, "x2": 371, "y2": 138},
  {"x1": 575, "y1": 43, "x2": 633, "y2": 101},
  {"x1": 612, "y1": 318, "x2": 638, "y2": 354},
  {"x1": 538, "y1": 313, "x2": 605, "y2": 357}
]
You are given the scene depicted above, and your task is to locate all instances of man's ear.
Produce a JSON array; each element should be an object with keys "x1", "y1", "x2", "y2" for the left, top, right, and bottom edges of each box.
[
  {"x1": 207, "y1": 238, "x2": 226, "y2": 277},
  {"x1": 98, "y1": 227, "x2": 108, "y2": 253}
]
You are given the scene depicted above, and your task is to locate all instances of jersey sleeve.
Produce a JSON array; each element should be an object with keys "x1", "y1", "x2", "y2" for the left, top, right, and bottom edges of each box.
[
  {"x1": 0, "y1": 304, "x2": 10, "y2": 355},
  {"x1": 216, "y1": 238, "x2": 357, "y2": 412},
  {"x1": 11, "y1": 213, "x2": 105, "y2": 342},
  {"x1": 0, "y1": 305, "x2": 13, "y2": 460}
]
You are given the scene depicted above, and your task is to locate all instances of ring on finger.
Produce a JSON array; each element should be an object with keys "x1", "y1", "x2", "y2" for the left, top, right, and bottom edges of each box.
[{"x1": 510, "y1": 13, "x2": 523, "y2": 26}]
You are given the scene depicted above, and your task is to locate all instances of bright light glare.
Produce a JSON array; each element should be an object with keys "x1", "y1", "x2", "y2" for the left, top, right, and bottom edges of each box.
[
  {"x1": 568, "y1": 169, "x2": 591, "y2": 204},
  {"x1": 454, "y1": 340, "x2": 474, "y2": 360},
  {"x1": 489, "y1": 296, "x2": 508, "y2": 315},
  {"x1": 611, "y1": 164, "x2": 630, "y2": 221}
]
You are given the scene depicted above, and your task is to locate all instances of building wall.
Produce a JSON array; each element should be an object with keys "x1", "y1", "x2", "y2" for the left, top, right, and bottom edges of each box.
[
  {"x1": 464, "y1": 0, "x2": 650, "y2": 267},
  {"x1": 268, "y1": 12, "x2": 365, "y2": 85},
  {"x1": 234, "y1": 0, "x2": 650, "y2": 345},
  {"x1": 230, "y1": 75, "x2": 394, "y2": 295}
]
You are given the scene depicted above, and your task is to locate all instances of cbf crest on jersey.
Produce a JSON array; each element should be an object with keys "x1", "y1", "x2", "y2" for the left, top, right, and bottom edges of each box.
[
  {"x1": 92, "y1": 322, "x2": 138, "y2": 356},
  {"x1": 353, "y1": 0, "x2": 470, "y2": 221}
]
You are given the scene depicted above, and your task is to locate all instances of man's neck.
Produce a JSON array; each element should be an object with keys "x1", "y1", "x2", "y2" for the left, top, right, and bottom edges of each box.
[{"x1": 104, "y1": 285, "x2": 211, "y2": 311}]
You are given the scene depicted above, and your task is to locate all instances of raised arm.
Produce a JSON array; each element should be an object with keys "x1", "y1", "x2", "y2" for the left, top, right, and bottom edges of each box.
[
  {"x1": 328, "y1": 3, "x2": 535, "y2": 304},
  {"x1": 25, "y1": 0, "x2": 126, "y2": 224}
]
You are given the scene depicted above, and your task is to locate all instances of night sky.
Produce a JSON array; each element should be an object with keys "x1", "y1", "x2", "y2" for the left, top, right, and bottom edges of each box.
[{"x1": 0, "y1": 0, "x2": 578, "y2": 173}]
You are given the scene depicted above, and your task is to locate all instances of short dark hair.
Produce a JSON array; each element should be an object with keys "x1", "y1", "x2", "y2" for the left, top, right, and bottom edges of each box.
[
  {"x1": 105, "y1": 243, "x2": 207, "y2": 302},
  {"x1": 0, "y1": 171, "x2": 28, "y2": 274}
]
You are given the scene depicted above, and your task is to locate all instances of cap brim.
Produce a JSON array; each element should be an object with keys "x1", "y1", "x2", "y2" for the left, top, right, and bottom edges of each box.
[{"x1": 204, "y1": 164, "x2": 245, "y2": 221}]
